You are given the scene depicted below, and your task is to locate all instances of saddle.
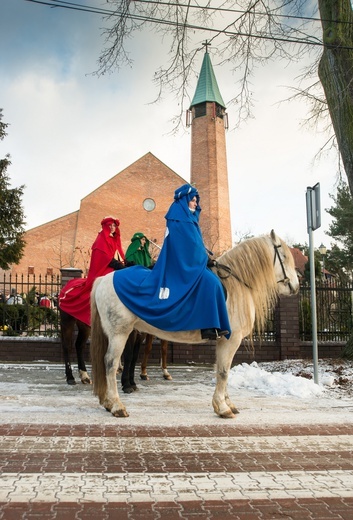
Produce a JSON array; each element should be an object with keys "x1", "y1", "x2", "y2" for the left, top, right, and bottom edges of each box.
[{"x1": 207, "y1": 259, "x2": 228, "y2": 300}]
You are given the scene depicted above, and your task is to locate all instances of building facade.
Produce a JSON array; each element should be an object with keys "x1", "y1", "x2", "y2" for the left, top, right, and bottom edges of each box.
[{"x1": 9, "y1": 153, "x2": 185, "y2": 277}]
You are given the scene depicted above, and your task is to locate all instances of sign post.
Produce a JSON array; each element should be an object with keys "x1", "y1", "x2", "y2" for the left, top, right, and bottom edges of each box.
[{"x1": 306, "y1": 183, "x2": 321, "y2": 384}]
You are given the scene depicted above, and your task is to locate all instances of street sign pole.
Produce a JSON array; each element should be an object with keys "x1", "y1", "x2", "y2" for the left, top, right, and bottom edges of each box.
[{"x1": 306, "y1": 183, "x2": 321, "y2": 385}]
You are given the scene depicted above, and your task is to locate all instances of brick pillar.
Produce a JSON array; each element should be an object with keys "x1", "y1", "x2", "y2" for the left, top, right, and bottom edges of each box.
[
  {"x1": 275, "y1": 294, "x2": 301, "y2": 359},
  {"x1": 60, "y1": 268, "x2": 83, "y2": 288}
]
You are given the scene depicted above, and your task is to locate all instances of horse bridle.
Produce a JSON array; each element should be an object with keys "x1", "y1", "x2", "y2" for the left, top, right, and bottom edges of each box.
[
  {"x1": 213, "y1": 243, "x2": 294, "y2": 293},
  {"x1": 273, "y1": 243, "x2": 295, "y2": 293}
]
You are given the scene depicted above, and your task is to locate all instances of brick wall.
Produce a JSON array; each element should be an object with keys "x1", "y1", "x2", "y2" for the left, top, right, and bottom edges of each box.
[
  {"x1": 0, "y1": 336, "x2": 345, "y2": 366},
  {"x1": 9, "y1": 153, "x2": 187, "y2": 278}
]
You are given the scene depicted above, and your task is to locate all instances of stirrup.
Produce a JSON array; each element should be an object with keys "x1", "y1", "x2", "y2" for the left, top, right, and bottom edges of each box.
[
  {"x1": 216, "y1": 329, "x2": 229, "y2": 339},
  {"x1": 201, "y1": 328, "x2": 229, "y2": 340}
]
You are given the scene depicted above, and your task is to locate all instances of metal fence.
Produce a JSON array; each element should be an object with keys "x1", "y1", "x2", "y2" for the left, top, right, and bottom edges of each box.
[
  {"x1": 0, "y1": 273, "x2": 352, "y2": 342},
  {"x1": 299, "y1": 279, "x2": 353, "y2": 342},
  {"x1": 0, "y1": 273, "x2": 61, "y2": 337}
]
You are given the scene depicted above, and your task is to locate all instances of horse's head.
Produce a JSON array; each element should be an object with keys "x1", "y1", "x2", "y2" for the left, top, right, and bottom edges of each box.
[{"x1": 270, "y1": 230, "x2": 299, "y2": 296}]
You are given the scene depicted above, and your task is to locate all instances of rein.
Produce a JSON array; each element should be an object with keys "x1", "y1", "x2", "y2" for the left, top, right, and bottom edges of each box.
[{"x1": 214, "y1": 262, "x2": 252, "y2": 289}]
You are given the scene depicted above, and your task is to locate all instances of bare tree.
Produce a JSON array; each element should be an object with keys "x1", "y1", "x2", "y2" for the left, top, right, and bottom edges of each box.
[
  {"x1": 32, "y1": 2, "x2": 353, "y2": 194},
  {"x1": 93, "y1": 0, "x2": 353, "y2": 192},
  {"x1": 318, "y1": 1, "x2": 353, "y2": 195}
]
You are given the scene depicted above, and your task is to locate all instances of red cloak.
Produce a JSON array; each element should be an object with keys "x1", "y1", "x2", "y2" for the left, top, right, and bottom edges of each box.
[{"x1": 59, "y1": 217, "x2": 125, "y2": 326}]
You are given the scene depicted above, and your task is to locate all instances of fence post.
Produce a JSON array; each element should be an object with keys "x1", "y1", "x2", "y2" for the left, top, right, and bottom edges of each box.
[
  {"x1": 60, "y1": 268, "x2": 83, "y2": 288},
  {"x1": 275, "y1": 294, "x2": 301, "y2": 359}
]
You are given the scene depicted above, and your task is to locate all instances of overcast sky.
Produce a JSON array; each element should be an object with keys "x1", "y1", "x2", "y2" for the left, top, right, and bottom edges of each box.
[{"x1": 1, "y1": 0, "x2": 340, "y2": 250}]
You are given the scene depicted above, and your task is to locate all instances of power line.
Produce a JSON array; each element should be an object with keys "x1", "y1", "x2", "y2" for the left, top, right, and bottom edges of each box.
[
  {"x1": 31, "y1": 0, "x2": 353, "y2": 27},
  {"x1": 134, "y1": 0, "x2": 352, "y2": 27},
  {"x1": 24, "y1": 0, "x2": 353, "y2": 51}
]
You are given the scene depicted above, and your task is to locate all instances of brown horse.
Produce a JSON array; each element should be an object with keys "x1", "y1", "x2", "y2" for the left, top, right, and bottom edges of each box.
[{"x1": 140, "y1": 335, "x2": 172, "y2": 381}]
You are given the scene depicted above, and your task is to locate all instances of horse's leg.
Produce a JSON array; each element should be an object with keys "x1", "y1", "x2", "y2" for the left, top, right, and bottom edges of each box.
[
  {"x1": 140, "y1": 334, "x2": 153, "y2": 380},
  {"x1": 75, "y1": 322, "x2": 91, "y2": 385},
  {"x1": 129, "y1": 332, "x2": 144, "y2": 389},
  {"x1": 104, "y1": 334, "x2": 130, "y2": 417},
  {"x1": 60, "y1": 311, "x2": 76, "y2": 385},
  {"x1": 212, "y1": 334, "x2": 241, "y2": 418},
  {"x1": 160, "y1": 340, "x2": 172, "y2": 380},
  {"x1": 121, "y1": 331, "x2": 137, "y2": 393}
]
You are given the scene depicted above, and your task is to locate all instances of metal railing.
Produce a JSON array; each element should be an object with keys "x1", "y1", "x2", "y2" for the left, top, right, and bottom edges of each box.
[
  {"x1": 0, "y1": 273, "x2": 61, "y2": 337},
  {"x1": 299, "y1": 279, "x2": 353, "y2": 342}
]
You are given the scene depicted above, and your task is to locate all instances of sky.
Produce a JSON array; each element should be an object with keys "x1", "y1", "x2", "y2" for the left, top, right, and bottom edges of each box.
[{"x1": 1, "y1": 0, "x2": 341, "y2": 250}]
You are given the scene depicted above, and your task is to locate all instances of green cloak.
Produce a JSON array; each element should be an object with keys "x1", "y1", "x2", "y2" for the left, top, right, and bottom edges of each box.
[{"x1": 125, "y1": 232, "x2": 152, "y2": 267}]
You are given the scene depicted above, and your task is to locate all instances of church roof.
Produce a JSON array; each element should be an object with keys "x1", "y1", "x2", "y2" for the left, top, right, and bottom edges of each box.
[{"x1": 190, "y1": 51, "x2": 226, "y2": 109}]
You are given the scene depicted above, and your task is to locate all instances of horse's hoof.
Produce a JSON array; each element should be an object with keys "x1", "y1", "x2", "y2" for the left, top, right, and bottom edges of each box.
[
  {"x1": 67, "y1": 379, "x2": 76, "y2": 386},
  {"x1": 140, "y1": 374, "x2": 149, "y2": 381},
  {"x1": 112, "y1": 408, "x2": 129, "y2": 418},
  {"x1": 79, "y1": 371, "x2": 92, "y2": 385},
  {"x1": 219, "y1": 410, "x2": 237, "y2": 419},
  {"x1": 122, "y1": 386, "x2": 134, "y2": 394},
  {"x1": 163, "y1": 374, "x2": 172, "y2": 381}
]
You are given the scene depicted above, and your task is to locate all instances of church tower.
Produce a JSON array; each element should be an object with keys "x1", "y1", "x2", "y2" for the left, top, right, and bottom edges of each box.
[{"x1": 188, "y1": 45, "x2": 232, "y2": 255}]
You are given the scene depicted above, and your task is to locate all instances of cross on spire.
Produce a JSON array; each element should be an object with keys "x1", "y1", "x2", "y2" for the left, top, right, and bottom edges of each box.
[{"x1": 202, "y1": 40, "x2": 211, "y2": 54}]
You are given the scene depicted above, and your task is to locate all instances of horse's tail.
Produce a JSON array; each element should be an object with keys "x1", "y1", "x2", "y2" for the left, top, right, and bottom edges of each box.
[{"x1": 90, "y1": 278, "x2": 108, "y2": 404}]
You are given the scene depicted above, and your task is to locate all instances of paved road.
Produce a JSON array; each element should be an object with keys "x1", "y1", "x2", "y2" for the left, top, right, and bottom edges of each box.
[{"x1": 0, "y1": 363, "x2": 353, "y2": 519}]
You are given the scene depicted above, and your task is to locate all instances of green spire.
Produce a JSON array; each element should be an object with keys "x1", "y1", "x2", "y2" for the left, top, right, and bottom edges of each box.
[{"x1": 190, "y1": 50, "x2": 225, "y2": 109}]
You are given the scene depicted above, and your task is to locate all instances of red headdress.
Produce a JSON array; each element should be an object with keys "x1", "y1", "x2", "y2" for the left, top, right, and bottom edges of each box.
[{"x1": 92, "y1": 216, "x2": 125, "y2": 261}]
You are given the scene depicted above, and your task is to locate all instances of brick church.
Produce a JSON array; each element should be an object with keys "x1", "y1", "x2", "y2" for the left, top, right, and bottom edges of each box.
[{"x1": 10, "y1": 49, "x2": 232, "y2": 278}]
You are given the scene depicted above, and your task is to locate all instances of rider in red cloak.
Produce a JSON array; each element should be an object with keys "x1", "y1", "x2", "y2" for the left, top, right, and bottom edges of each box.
[{"x1": 59, "y1": 216, "x2": 125, "y2": 326}]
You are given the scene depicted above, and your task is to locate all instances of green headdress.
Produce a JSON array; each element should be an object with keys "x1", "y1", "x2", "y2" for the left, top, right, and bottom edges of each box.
[{"x1": 125, "y1": 232, "x2": 152, "y2": 267}]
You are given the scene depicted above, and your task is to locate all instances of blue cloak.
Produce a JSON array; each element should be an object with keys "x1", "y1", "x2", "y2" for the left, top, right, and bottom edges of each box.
[{"x1": 113, "y1": 184, "x2": 231, "y2": 337}]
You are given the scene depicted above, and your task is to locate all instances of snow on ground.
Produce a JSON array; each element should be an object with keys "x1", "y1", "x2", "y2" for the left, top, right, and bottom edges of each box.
[
  {"x1": 0, "y1": 359, "x2": 352, "y2": 426},
  {"x1": 228, "y1": 359, "x2": 353, "y2": 399}
]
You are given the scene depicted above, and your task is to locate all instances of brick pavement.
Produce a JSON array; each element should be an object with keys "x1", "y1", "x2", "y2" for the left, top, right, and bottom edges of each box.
[
  {"x1": 1, "y1": 423, "x2": 353, "y2": 519},
  {"x1": 1, "y1": 364, "x2": 353, "y2": 518}
]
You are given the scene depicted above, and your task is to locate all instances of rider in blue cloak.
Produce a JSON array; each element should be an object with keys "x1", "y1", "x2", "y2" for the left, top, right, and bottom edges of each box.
[{"x1": 113, "y1": 184, "x2": 231, "y2": 340}]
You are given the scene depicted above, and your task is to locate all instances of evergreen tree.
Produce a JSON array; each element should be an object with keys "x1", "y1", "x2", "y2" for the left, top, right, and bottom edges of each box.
[
  {"x1": 326, "y1": 180, "x2": 353, "y2": 359},
  {"x1": 0, "y1": 110, "x2": 26, "y2": 270},
  {"x1": 326, "y1": 181, "x2": 353, "y2": 276}
]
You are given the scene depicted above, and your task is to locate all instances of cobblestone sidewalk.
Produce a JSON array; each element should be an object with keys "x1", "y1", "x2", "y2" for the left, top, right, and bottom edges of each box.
[{"x1": 0, "y1": 363, "x2": 353, "y2": 519}]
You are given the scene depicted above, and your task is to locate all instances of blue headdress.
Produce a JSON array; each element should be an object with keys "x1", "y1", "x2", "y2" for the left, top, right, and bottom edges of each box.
[{"x1": 166, "y1": 184, "x2": 201, "y2": 223}]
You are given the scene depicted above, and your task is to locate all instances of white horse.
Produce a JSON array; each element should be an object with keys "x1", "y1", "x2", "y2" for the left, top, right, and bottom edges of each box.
[{"x1": 90, "y1": 231, "x2": 299, "y2": 418}]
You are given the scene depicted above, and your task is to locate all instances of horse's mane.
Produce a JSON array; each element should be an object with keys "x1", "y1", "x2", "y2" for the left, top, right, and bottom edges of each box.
[{"x1": 217, "y1": 235, "x2": 281, "y2": 334}]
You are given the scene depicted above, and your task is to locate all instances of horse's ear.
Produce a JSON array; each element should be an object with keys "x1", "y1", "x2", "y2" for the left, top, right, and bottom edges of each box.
[{"x1": 270, "y1": 229, "x2": 278, "y2": 243}]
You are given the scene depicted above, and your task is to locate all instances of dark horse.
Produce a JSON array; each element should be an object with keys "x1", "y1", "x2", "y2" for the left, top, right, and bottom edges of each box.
[
  {"x1": 60, "y1": 309, "x2": 91, "y2": 385},
  {"x1": 60, "y1": 308, "x2": 140, "y2": 391}
]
